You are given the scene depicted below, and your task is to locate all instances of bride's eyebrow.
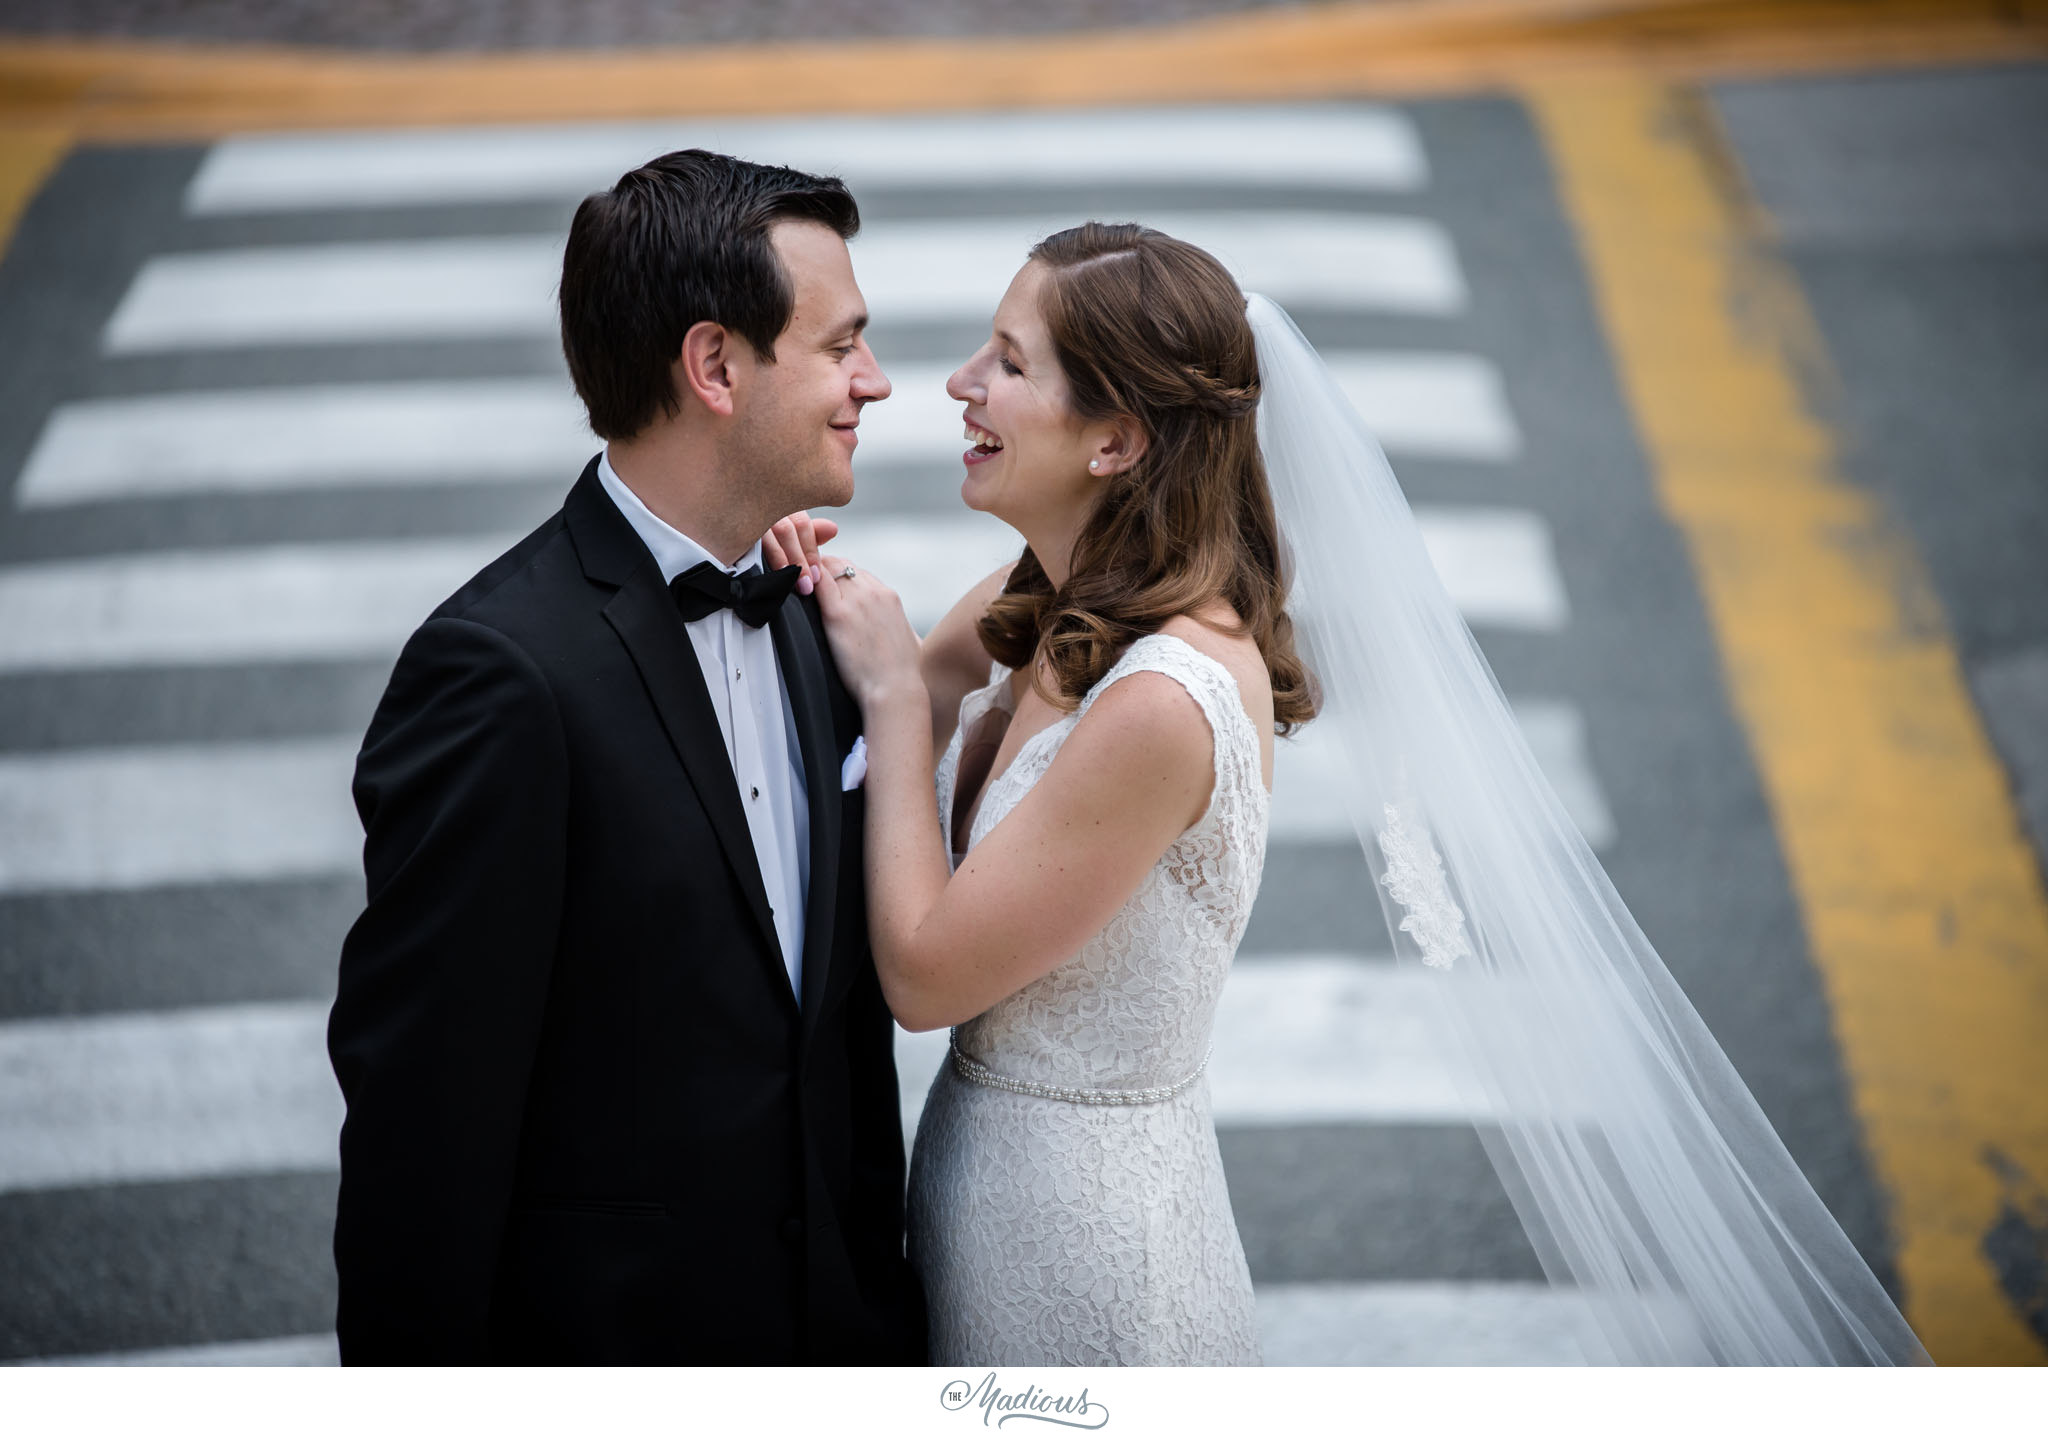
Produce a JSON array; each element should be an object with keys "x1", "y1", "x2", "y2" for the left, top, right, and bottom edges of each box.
[{"x1": 994, "y1": 328, "x2": 1024, "y2": 359}]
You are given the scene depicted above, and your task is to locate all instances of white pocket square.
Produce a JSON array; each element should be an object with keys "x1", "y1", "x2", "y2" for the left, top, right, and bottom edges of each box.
[{"x1": 840, "y1": 735, "x2": 868, "y2": 792}]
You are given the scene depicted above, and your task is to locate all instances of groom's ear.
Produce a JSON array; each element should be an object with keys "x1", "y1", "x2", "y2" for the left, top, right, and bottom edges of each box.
[{"x1": 676, "y1": 319, "x2": 744, "y2": 419}]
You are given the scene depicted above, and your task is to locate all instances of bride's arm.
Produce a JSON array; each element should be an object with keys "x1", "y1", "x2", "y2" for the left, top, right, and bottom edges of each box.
[
  {"x1": 814, "y1": 558, "x2": 1213, "y2": 1033},
  {"x1": 919, "y1": 561, "x2": 1015, "y2": 758}
]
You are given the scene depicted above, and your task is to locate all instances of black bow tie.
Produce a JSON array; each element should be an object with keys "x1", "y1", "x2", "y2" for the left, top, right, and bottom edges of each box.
[{"x1": 669, "y1": 560, "x2": 801, "y2": 629}]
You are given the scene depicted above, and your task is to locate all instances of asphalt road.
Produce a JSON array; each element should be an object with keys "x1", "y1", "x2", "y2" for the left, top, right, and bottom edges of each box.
[{"x1": 0, "y1": 68, "x2": 2039, "y2": 1363}]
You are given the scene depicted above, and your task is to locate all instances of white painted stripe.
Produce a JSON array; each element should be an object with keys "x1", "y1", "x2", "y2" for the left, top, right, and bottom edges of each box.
[
  {"x1": 0, "y1": 1000, "x2": 341, "y2": 1194},
  {"x1": 865, "y1": 352, "x2": 1516, "y2": 469},
  {"x1": 0, "y1": 691, "x2": 1589, "y2": 899},
  {"x1": 0, "y1": 959, "x2": 1524, "y2": 1194},
  {"x1": 7, "y1": 1288, "x2": 1691, "y2": 1366},
  {"x1": 848, "y1": 212, "x2": 1466, "y2": 322},
  {"x1": 103, "y1": 237, "x2": 558, "y2": 353},
  {"x1": 0, "y1": 536, "x2": 507, "y2": 673},
  {"x1": 5, "y1": 1290, "x2": 1695, "y2": 1366},
  {"x1": 0, "y1": 506, "x2": 1561, "y2": 677},
  {"x1": 1326, "y1": 353, "x2": 1521, "y2": 461},
  {"x1": 186, "y1": 107, "x2": 1427, "y2": 214},
  {"x1": 1255, "y1": 1281, "x2": 1704, "y2": 1365},
  {"x1": 14, "y1": 380, "x2": 594, "y2": 505},
  {"x1": 15, "y1": 354, "x2": 1514, "y2": 507},
  {"x1": 102, "y1": 213, "x2": 1463, "y2": 352},
  {"x1": 1211, "y1": 956, "x2": 1483, "y2": 1124},
  {"x1": 898, "y1": 955, "x2": 1541, "y2": 1136},
  {"x1": 1502, "y1": 701, "x2": 1615, "y2": 847},
  {"x1": 1273, "y1": 698, "x2": 1613, "y2": 848},
  {"x1": 9, "y1": 1334, "x2": 340, "y2": 1366},
  {"x1": 0, "y1": 738, "x2": 360, "y2": 895},
  {"x1": 1406, "y1": 505, "x2": 1570, "y2": 631}
]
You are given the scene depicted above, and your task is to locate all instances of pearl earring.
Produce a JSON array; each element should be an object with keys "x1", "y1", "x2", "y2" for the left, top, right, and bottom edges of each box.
[{"x1": 1089, "y1": 460, "x2": 1101, "y2": 472}]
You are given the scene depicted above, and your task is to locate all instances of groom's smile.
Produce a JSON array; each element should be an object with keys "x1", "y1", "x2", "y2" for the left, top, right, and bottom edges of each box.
[{"x1": 746, "y1": 219, "x2": 889, "y2": 511}]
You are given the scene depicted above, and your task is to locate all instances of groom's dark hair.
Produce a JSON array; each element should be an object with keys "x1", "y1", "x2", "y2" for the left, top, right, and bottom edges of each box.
[{"x1": 560, "y1": 149, "x2": 860, "y2": 441}]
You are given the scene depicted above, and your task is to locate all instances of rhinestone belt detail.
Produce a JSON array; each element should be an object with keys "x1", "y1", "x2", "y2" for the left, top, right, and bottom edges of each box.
[{"x1": 947, "y1": 1029, "x2": 1210, "y2": 1106}]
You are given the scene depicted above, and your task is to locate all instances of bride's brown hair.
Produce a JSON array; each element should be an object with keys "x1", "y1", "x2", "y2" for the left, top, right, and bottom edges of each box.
[{"x1": 977, "y1": 222, "x2": 1320, "y2": 733}]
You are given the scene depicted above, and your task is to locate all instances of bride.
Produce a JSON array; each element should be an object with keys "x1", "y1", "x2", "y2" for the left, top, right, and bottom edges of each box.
[
  {"x1": 814, "y1": 223, "x2": 1296, "y2": 1365},
  {"x1": 804, "y1": 222, "x2": 1932, "y2": 1367}
]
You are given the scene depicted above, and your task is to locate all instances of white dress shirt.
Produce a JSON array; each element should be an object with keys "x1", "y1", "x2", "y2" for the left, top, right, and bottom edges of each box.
[{"x1": 596, "y1": 451, "x2": 810, "y2": 1001}]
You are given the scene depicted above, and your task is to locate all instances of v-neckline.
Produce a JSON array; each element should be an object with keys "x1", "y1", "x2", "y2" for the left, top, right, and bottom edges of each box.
[{"x1": 949, "y1": 667, "x2": 1076, "y2": 858}]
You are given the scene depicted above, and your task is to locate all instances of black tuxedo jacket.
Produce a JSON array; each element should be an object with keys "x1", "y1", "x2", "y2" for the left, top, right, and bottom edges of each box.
[{"x1": 327, "y1": 457, "x2": 927, "y2": 1365}]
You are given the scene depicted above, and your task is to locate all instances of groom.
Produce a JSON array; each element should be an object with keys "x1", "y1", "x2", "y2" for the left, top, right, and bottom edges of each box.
[{"x1": 326, "y1": 150, "x2": 927, "y2": 1364}]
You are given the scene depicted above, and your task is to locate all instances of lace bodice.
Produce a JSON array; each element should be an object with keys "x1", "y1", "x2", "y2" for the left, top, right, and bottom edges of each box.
[
  {"x1": 908, "y1": 632, "x2": 1268, "y2": 1366},
  {"x1": 932, "y1": 633, "x2": 1271, "y2": 1093}
]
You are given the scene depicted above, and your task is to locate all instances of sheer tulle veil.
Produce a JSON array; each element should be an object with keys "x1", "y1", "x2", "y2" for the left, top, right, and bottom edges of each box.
[{"x1": 1245, "y1": 292, "x2": 1932, "y2": 1365}]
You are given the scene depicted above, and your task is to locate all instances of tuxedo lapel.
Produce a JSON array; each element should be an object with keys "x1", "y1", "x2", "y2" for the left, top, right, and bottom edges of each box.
[
  {"x1": 771, "y1": 596, "x2": 842, "y2": 1047},
  {"x1": 565, "y1": 461, "x2": 789, "y2": 1004}
]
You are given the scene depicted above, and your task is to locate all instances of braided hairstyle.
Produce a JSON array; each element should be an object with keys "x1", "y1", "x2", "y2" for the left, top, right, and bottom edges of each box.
[{"x1": 977, "y1": 222, "x2": 1320, "y2": 734}]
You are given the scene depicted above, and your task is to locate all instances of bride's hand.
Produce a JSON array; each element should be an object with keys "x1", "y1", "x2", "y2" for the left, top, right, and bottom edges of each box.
[
  {"x1": 761, "y1": 511, "x2": 839, "y2": 596},
  {"x1": 811, "y1": 555, "x2": 925, "y2": 713}
]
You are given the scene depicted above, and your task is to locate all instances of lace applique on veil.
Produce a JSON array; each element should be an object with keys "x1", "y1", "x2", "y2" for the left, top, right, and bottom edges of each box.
[{"x1": 1375, "y1": 801, "x2": 1475, "y2": 970}]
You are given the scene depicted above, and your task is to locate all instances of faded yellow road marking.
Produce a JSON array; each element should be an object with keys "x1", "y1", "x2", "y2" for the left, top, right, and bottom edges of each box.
[
  {"x1": 0, "y1": 126, "x2": 68, "y2": 260},
  {"x1": 0, "y1": 1, "x2": 2041, "y2": 139},
  {"x1": 1528, "y1": 74, "x2": 2048, "y2": 1366}
]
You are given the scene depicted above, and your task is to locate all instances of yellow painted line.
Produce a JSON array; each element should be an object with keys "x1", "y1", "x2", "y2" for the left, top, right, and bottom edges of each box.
[
  {"x1": 1528, "y1": 74, "x2": 2048, "y2": 1366},
  {"x1": 0, "y1": 125, "x2": 69, "y2": 261},
  {"x1": 0, "y1": 1, "x2": 2038, "y2": 139}
]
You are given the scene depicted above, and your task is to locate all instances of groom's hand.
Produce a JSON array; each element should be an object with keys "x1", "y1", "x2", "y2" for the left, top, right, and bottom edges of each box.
[{"x1": 764, "y1": 511, "x2": 838, "y2": 595}]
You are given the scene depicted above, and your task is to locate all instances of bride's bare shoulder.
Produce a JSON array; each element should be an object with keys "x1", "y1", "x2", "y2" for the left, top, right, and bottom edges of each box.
[{"x1": 1157, "y1": 608, "x2": 1274, "y2": 711}]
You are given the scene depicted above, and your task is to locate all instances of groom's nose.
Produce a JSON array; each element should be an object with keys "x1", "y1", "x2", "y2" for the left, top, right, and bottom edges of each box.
[{"x1": 852, "y1": 341, "x2": 890, "y2": 403}]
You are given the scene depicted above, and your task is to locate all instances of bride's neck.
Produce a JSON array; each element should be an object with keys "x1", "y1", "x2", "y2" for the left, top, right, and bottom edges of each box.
[{"x1": 1020, "y1": 510, "x2": 1087, "y2": 590}]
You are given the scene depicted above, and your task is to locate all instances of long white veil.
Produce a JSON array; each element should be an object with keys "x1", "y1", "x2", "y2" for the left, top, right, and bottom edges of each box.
[{"x1": 1247, "y1": 292, "x2": 1933, "y2": 1365}]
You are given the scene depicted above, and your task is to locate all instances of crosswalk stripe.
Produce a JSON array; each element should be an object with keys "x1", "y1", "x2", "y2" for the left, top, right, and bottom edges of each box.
[
  {"x1": 184, "y1": 107, "x2": 1428, "y2": 214},
  {"x1": 9, "y1": 1284, "x2": 1644, "y2": 1366},
  {"x1": 1405, "y1": 506, "x2": 1569, "y2": 631},
  {"x1": 0, "y1": 681, "x2": 1608, "y2": 894},
  {"x1": 0, "y1": 957, "x2": 1536, "y2": 1193},
  {"x1": 15, "y1": 379, "x2": 592, "y2": 504},
  {"x1": 11, "y1": 1281, "x2": 1657, "y2": 1366},
  {"x1": 8, "y1": 1334, "x2": 341, "y2": 1367},
  {"x1": 0, "y1": 1001, "x2": 342, "y2": 1194},
  {"x1": 0, "y1": 506, "x2": 1564, "y2": 678},
  {"x1": 9, "y1": 1283, "x2": 1706, "y2": 1367},
  {"x1": 1254, "y1": 1281, "x2": 1703, "y2": 1365},
  {"x1": 1272, "y1": 699, "x2": 1613, "y2": 848},
  {"x1": 0, "y1": 739, "x2": 361, "y2": 895},
  {"x1": 868, "y1": 352, "x2": 1516, "y2": 466},
  {"x1": 102, "y1": 213, "x2": 1464, "y2": 353},
  {"x1": 898, "y1": 955, "x2": 1554, "y2": 1137},
  {"x1": 0, "y1": 536, "x2": 510, "y2": 674},
  {"x1": 14, "y1": 353, "x2": 1517, "y2": 507}
]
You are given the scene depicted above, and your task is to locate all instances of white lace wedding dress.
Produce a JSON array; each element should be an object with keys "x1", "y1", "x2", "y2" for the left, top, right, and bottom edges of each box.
[{"x1": 905, "y1": 633, "x2": 1266, "y2": 1366}]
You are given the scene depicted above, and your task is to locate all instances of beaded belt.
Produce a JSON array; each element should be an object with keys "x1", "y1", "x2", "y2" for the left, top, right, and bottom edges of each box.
[{"x1": 947, "y1": 1029, "x2": 1211, "y2": 1107}]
